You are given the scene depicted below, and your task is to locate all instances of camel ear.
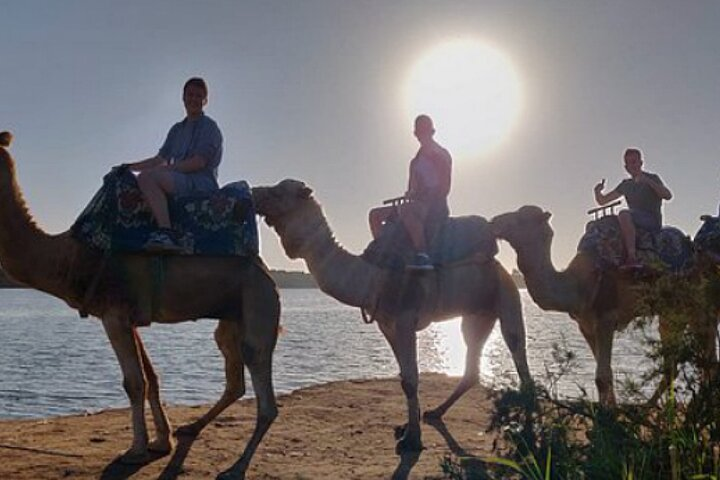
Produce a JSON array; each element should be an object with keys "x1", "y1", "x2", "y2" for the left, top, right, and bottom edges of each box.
[{"x1": 544, "y1": 211, "x2": 552, "y2": 221}]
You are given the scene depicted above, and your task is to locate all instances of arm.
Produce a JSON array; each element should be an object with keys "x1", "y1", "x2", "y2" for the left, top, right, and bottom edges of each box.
[
  {"x1": 638, "y1": 173, "x2": 672, "y2": 200},
  {"x1": 169, "y1": 154, "x2": 208, "y2": 173},
  {"x1": 125, "y1": 155, "x2": 167, "y2": 171},
  {"x1": 593, "y1": 179, "x2": 622, "y2": 205}
]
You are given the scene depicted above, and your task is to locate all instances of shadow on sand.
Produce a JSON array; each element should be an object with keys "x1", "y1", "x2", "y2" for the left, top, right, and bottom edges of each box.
[
  {"x1": 99, "y1": 432, "x2": 198, "y2": 480},
  {"x1": 390, "y1": 417, "x2": 490, "y2": 479},
  {"x1": 99, "y1": 450, "x2": 169, "y2": 480}
]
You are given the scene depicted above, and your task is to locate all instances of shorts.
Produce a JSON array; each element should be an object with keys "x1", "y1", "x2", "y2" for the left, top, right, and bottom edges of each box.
[{"x1": 629, "y1": 209, "x2": 661, "y2": 232}]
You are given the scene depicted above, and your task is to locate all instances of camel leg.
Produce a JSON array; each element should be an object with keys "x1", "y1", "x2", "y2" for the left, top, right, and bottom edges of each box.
[
  {"x1": 217, "y1": 329, "x2": 278, "y2": 480},
  {"x1": 102, "y1": 315, "x2": 150, "y2": 464},
  {"x1": 135, "y1": 331, "x2": 173, "y2": 453},
  {"x1": 577, "y1": 320, "x2": 598, "y2": 359},
  {"x1": 177, "y1": 320, "x2": 246, "y2": 437},
  {"x1": 424, "y1": 313, "x2": 496, "y2": 420},
  {"x1": 648, "y1": 315, "x2": 677, "y2": 404},
  {"x1": 379, "y1": 316, "x2": 422, "y2": 453},
  {"x1": 594, "y1": 319, "x2": 616, "y2": 406},
  {"x1": 496, "y1": 274, "x2": 533, "y2": 389}
]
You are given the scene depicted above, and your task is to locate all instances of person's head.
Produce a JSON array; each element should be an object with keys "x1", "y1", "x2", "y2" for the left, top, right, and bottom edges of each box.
[
  {"x1": 183, "y1": 77, "x2": 208, "y2": 118},
  {"x1": 414, "y1": 114, "x2": 435, "y2": 146},
  {"x1": 623, "y1": 148, "x2": 643, "y2": 177}
]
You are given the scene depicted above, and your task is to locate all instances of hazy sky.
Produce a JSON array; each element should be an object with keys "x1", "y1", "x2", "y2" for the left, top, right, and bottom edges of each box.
[{"x1": 2, "y1": 1, "x2": 719, "y2": 272}]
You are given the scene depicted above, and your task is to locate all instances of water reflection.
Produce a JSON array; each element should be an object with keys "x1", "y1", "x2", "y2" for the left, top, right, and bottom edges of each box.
[{"x1": 417, "y1": 290, "x2": 658, "y2": 398}]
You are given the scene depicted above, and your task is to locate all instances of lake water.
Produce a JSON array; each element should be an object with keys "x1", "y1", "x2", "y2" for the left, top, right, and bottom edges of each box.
[{"x1": 0, "y1": 288, "x2": 653, "y2": 419}]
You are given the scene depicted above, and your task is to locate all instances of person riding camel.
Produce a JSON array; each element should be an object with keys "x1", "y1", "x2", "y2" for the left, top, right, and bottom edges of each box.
[
  {"x1": 593, "y1": 147, "x2": 672, "y2": 269},
  {"x1": 368, "y1": 114, "x2": 452, "y2": 271}
]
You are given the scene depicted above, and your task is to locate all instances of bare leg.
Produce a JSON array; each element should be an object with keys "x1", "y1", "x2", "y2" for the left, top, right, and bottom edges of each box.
[
  {"x1": 136, "y1": 168, "x2": 176, "y2": 229},
  {"x1": 135, "y1": 331, "x2": 173, "y2": 453},
  {"x1": 400, "y1": 203, "x2": 428, "y2": 252},
  {"x1": 102, "y1": 314, "x2": 149, "y2": 463},
  {"x1": 177, "y1": 321, "x2": 246, "y2": 436},
  {"x1": 425, "y1": 314, "x2": 497, "y2": 420},
  {"x1": 618, "y1": 210, "x2": 638, "y2": 264}
]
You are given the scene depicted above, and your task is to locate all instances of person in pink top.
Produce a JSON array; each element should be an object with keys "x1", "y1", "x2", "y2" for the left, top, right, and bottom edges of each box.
[{"x1": 369, "y1": 115, "x2": 452, "y2": 271}]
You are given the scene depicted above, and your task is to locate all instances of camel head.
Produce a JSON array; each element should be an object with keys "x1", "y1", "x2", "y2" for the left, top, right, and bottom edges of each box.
[
  {"x1": 490, "y1": 205, "x2": 554, "y2": 251},
  {"x1": 0, "y1": 131, "x2": 12, "y2": 149},
  {"x1": 252, "y1": 179, "x2": 321, "y2": 259}
]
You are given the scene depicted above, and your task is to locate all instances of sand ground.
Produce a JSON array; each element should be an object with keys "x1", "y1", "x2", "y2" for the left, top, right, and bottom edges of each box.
[{"x1": 0, "y1": 373, "x2": 501, "y2": 479}]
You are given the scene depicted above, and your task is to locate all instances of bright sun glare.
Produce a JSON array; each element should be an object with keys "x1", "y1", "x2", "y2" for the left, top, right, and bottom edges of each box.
[{"x1": 404, "y1": 39, "x2": 522, "y2": 159}]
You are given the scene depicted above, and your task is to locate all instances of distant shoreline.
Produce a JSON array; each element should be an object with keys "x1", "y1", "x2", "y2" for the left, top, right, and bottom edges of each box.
[
  {"x1": 0, "y1": 267, "x2": 525, "y2": 289},
  {"x1": 0, "y1": 267, "x2": 319, "y2": 289}
]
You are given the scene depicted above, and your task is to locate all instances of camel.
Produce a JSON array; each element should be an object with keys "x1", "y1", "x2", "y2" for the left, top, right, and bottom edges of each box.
[
  {"x1": 251, "y1": 178, "x2": 533, "y2": 453},
  {"x1": 0, "y1": 131, "x2": 278, "y2": 480},
  {"x1": 490, "y1": 205, "x2": 717, "y2": 405}
]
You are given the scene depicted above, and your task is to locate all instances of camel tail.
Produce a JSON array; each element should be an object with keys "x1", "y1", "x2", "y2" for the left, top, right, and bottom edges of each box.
[{"x1": 0, "y1": 131, "x2": 12, "y2": 147}]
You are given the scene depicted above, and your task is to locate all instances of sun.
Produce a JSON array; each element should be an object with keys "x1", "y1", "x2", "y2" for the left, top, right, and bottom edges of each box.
[{"x1": 404, "y1": 39, "x2": 522, "y2": 159}]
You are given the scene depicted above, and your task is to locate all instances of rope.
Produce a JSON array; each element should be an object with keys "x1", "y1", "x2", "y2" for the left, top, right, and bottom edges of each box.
[{"x1": 0, "y1": 443, "x2": 84, "y2": 458}]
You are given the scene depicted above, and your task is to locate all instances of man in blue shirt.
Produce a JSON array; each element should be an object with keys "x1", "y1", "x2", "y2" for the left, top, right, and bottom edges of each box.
[
  {"x1": 124, "y1": 77, "x2": 223, "y2": 252},
  {"x1": 593, "y1": 148, "x2": 672, "y2": 269}
]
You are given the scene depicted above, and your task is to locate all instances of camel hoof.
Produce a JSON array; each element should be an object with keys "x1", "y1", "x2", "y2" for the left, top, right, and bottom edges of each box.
[
  {"x1": 395, "y1": 434, "x2": 423, "y2": 454},
  {"x1": 117, "y1": 448, "x2": 150, "y2": 465},
  {"x1": 216, "y1": 468, "x2": 245, "y2": 480},
  {"x1": 148, "y1": 438, "x2": 174, "y2": 454},
  {"x1": 175, "y1": 423, "x2": 201, "y2": 438}
]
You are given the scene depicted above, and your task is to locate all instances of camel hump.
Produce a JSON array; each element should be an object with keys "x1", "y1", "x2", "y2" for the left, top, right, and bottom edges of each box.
[
  {"x1": 362, "y1": 214, "x2": 498, "y2": 269},
  {"x1": 0, "y1": 131, "x2": 12, "y2": 147}
]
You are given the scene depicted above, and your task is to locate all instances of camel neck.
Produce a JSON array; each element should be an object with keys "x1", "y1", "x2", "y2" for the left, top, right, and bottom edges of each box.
[
  {"x1": 0, "y1": 149, "x2": 60, "y2": 286},
  {"x1": 296, "y1": 206, "x2": 380, "y2": 309},
  {"x1": 517, "y1": 243, "x2": 582, "y2": 314}
]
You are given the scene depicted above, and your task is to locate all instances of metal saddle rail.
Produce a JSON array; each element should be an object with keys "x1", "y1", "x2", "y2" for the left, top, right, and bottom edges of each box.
[
  {"x1": 382, "y1": 195, "x2": 409, "y2": 207},
  {"x1": 587, "y1": 200, "x2": 622, "y2": 220}
]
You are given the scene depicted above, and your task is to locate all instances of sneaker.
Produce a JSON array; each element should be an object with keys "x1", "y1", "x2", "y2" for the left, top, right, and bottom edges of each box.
[
  {"x1": 144, "y1": 229, "x2": 185, "y2": 254},
  {"x1": 406, "y1": 252, "x2": 434, "y2": 272}
]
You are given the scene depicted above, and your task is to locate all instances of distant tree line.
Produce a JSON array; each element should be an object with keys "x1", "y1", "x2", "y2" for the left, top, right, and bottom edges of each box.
[
  {"x1": 0, "y1": 265, "x2": 318, "y2": 289},
  {"x1": 0, "y1": 267, "x2": 521, "y2": 290}
]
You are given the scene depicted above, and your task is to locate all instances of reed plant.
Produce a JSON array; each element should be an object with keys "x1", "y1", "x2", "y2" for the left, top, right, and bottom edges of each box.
[{"x1": 441, "y1": 271, "x2": 720, "y2": 479}]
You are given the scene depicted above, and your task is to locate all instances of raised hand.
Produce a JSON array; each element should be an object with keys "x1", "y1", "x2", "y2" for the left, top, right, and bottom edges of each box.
[{"x1": 593, "y1": 178, "x2": 606, "y2": 193}]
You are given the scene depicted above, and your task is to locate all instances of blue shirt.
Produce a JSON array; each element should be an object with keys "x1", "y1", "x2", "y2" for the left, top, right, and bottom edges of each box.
[{"x1": 158, "y1": 114, "x2": 223, "y2": 191}]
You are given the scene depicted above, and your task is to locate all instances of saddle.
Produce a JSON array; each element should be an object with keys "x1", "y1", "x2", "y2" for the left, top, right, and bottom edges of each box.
[
  {"x1": 578, "y1": 216, "x2": 693, "y2": 273},
  {"x1": 694, "y1": 215, "x2": 720, "y2": 263},
  {"x1": 71, "y1": 169, "x2": 258, "y2": 256},
  {"x1": 361, "y1": 214, "x2": 498, "y2": 270}
]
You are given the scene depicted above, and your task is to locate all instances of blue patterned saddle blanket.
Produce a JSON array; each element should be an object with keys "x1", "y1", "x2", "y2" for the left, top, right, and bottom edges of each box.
[
  {"x1": 71, "y1": 169, "x2": 258, "y2": 256},
  {"x1": 577, "y1": 216, "x2": 693, "y2": 273}
]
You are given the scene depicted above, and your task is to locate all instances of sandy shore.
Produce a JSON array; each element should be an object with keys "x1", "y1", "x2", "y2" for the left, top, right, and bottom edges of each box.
[{"x1": 0, "y1": 373, "x2": 499, "y2": 479}]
